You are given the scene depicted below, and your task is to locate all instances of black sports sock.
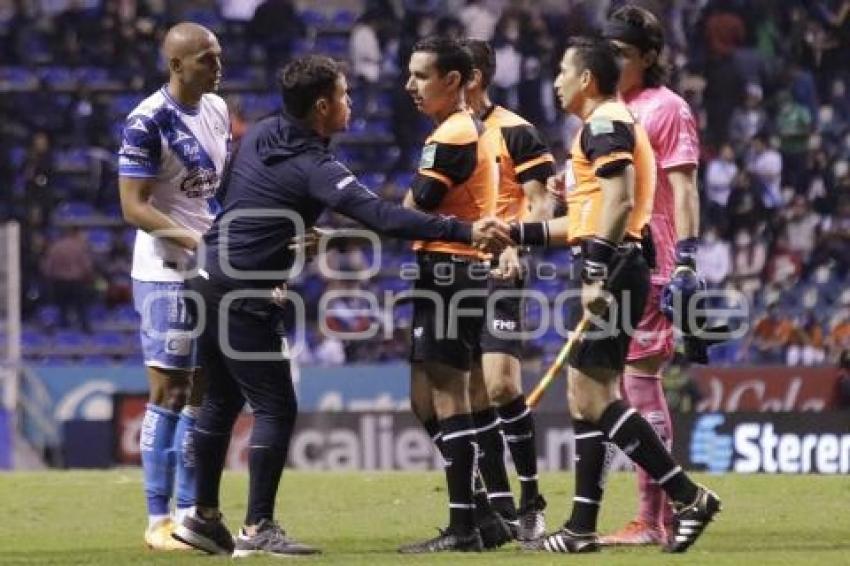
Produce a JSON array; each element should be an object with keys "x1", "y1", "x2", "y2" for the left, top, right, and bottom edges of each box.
[
  {"x1": 439, "y1": 414, "x2": 477, "y2": 535},
  {"x1": 473, "y1": 408, "x2": 516, "y2": 520},
  {"x1": 566, "y1": 419, "x2": 609, "y2": 533},
  {"x1": 245, "y1": 414, "x2": 295, "y2": 525},
  {"x1": 497, "y1": 395, "x2": 539, "y2": 508},
  {"x1": 194, "y1": 427, "x2": 231, "y2": 510},
  {"x1": 597, "y1": 400, "x2": 698, "y2": 505},
  {"x1": 425, "y1": 417, "x2": 489, "y2": 506}
]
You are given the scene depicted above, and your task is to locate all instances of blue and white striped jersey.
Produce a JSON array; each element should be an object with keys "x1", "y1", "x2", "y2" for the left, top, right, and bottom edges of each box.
[{"x1": 119, "y1": 86, "x2": 229, "y2": 282}]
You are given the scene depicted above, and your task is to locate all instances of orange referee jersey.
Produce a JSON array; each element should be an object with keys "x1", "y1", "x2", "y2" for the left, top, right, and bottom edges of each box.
[
  {"x1": 481, "y1": 105, "x2": 556, "y2": 223},
  {"x1": 411, "y1": 110, "x2": 497, "y2": 257},
  {"x1": 566, "y1": 100, "x2": 655, "y2": 244}
]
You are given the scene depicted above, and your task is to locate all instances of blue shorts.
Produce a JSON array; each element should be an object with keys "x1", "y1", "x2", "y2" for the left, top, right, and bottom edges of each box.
[{"x1": 132, "y1": 280, "x2": 199, "y2": 370}]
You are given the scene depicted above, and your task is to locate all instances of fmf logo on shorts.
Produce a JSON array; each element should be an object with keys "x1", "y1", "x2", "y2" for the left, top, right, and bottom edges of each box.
[{"x1": 689, "y1": 414, "x2": 850, "y2": 474}]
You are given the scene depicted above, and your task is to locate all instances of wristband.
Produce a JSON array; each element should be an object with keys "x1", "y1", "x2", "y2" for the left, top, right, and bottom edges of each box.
[
  {"x1": 509, "y1": 222, "x2": 550, "y2": 247},
  {"x1": 582, "y1": 237, "x2": 617, "y2": 283}
]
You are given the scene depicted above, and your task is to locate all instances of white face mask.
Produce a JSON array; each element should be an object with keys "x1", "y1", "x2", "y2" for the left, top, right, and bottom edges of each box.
[
  {"x1": 735, "y1": 232, "x2": 751, "y2": 247},
  {"x1": 704, "y1": 231, "x2": 718, "y2": 244},
  {"x1": 834, "y1": 160, "x2": 849, "y2": 179},
  {"x1": 803, "y1": 288, "x2": 818, "y2": 308}
]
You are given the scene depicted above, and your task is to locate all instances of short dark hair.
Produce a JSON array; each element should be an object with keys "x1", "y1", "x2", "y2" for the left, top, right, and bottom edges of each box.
[
  {"x1": 278, "y1": 55, "x2": 341, "y2": 119},
  {"x1": 606, "y1": 5, "x2": 667, "y2": 88},
  {"x1": 412, "y1": 36, "x2": 473, "y2": 86},
  {"x1": 460, "y1": 38, "x2": 495, "y2": 89},
  {"x1": 567, "y1": 37, "x2": 622, "y2": 97}
]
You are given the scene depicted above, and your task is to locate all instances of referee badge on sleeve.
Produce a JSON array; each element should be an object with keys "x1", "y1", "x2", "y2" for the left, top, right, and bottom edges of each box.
[{"x1": 420, "y1": 143, "x2": 437, "y2": 169}]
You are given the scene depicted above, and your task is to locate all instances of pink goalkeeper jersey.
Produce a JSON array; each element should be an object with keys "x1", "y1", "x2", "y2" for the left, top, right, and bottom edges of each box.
[{"x1": 622, "y1": 86, "x2": 699, "y2": 284}]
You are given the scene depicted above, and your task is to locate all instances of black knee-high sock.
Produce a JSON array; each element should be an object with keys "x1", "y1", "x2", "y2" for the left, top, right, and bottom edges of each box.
[
  {"x1": 597, "y1": 400, "x2": 698, "y2": 505},
  {"x1": 439, "y1": 414, "x2": 477, "y2": 534},
  {"x1": 566, "y1": 419, "x2": 610, "y2": 533},
  {"x1": 425, "y1": 417, "x2": 491, "y2": 517},
  {"x1": 194, "y1": 427, "x2": 231, "y2": 510},
  {"x1": 497, "y1": 395, "x2": 539, "y2": 508},
  {"x1": 473, "y1": 407, "x2": 516, "y2": 520},
  {"x1": 246, "y1": 414, "x2": 296, "y2": 525}
]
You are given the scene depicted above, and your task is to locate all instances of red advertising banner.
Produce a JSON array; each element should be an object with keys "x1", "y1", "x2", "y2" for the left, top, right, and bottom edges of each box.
[
  {"x1": 692, "y1": 367, "x2": 841, "y2": 412},
  {"x1": 113, "y1": 394, "x2": 254, "y2": 468}
]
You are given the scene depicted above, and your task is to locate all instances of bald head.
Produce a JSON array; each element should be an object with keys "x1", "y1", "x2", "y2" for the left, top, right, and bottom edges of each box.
[
  {"x1": 161, "y1": 22, "x2": 222, "y2": 99},
  {"x1": 162, "y1": 22, "x2": 217, "y2": 60}
]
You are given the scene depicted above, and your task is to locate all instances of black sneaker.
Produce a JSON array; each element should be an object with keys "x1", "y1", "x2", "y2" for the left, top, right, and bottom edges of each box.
[
  {"x1": 664, "y1": 485, "x2": 722, "y2": 553},
  {"x1": 232, "y1": 519, "x2": 320, "y2": 558},
  {"x1": 398, "y1": 528, "x2": 484, "y2": 554},
  {"x1": 523, "y1": 526, "x2": 600, "y2": 553},
  {"x1": 477, "y1": 511, "x2": 513, "y2": 549},
  {"x1": 516, "y1": 494, "x2": 547, "y2": 542},
  {"x1": 172, "y1": 509, "x2": 235, "y2": 556}
]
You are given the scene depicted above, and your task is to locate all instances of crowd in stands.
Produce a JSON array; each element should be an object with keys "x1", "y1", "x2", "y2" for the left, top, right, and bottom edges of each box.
[{"x1": 0, "y1": 0, "x2": 848, "y2": 369}]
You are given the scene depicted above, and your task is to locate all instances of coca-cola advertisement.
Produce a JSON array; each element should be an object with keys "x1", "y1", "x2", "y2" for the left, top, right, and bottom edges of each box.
[{"x1": 692, "y1": 367, "x2": 841, "y2": 412}]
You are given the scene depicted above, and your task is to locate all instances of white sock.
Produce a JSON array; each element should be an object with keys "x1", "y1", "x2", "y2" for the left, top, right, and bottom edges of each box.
[
  {"x1": 182, "y1": 405, "x2": 200, "y2": 419},
  {"x1": 174, "y1": 507, "x2": 192, "y2": 524},
  {"x1": 148, "y1": 514, "x2": 169, "y2": 529}
]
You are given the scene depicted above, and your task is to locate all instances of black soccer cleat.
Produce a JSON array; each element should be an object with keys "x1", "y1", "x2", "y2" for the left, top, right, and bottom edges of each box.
[
  {"x1": 232, "y1": 519, "x2": 320, "y2": 558},
  {"x1": 516, "y1": 494, "x2": 547, "y2": 542},
  {"x1": 172, "y1": 509, "x2": 235, "y2": 556},
  {"x1": 664, "y1": 485, "x2": 722, "y2": 553},
  {"x1": 398, "y1": 527, "x2": 484, "y2": 554},
  {"x1": 477, "y1": 510, "x2": 513, "y2": 549},
  {"x1": 523, "y1": 526, "x2": 600, "y2": 553}
]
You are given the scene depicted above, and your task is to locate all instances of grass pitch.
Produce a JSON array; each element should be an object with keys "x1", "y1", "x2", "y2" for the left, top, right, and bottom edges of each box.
[{"x1": 1, "y1": 470, "x2": 849, "y2": 565}]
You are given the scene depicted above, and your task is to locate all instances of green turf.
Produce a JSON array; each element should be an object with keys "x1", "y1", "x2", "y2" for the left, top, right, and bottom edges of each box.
[{"x1": 1, "y1": 470, "x2": 849, "y2": 564}]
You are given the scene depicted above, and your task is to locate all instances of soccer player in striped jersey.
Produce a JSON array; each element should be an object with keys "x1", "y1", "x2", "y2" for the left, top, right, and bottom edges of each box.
[
  {"x1": 599, "y1": 5, "x2": 704, "y2": 547},
  {"x1": 118, "y1": 22, "x2": 228, "y2": 551},
  {"x1": 461, "y1": 38, "x2": 556, "y2": 542}
]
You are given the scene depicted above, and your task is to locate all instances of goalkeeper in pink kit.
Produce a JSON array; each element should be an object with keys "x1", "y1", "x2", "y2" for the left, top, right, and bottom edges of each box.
[{"x1": 600, "y1": 5, "x2": 703, "y2": 546}]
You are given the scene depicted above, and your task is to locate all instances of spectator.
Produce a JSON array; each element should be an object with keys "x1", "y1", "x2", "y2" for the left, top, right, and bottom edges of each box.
[
  {"x1": 40, "y1": 226, "x2": 94, "y2": 333},
  {"x1": 725, "y1": 170, "x2": 766, "y2": 238},
  {"x1": 745, "y1": 134, "x2": 783, "y2": 208},
  {"x1": 764, "y1": 233, "x2": 803, "y2": 288},
  {"x1": 775, "y1": 89, "x2": 813, "y2": 191},
  {"x1": 459, "y1": 0, "x2": 500, "y2": 41},
  {"x1": 808, "y1": 197, "x2": 850, "y2": 277},
  {"x1": 490, "y1": 10, "x2": 523, "y2": 109},
  {"x1": 696, "y1": 226, "x2": 732, "y2": 287},
  {"x1": 782, "y1": 195, "x2": 821, "y2": 258},
  {"x1": 731, "y1": 228, "x2": 767, "y2": 300},
  {"x1": 827, "y1": 309, "x2": 850, "y2": 361},
  {"x1": 21, "y1": 132, "x2": 54, "y2": 228},
  {"x1": 740, "y1": 304, "x2": 797, "y2": 364},
  {"x1": 727, "y1": 83, "x2": 768, "y2": 152},
  {"x1": 787, "y1": 311, "x2": 826, "y2": 366},
  {"x1": 836, "y1": 350, "x2": 850, "y2": 408},
  {"x1": 703, "y1": 143, "x2": 738, "y2": 227},
  {"x1": 249, "y1": 0, "x2": 306, "y2": 85},
  {"x1": 349, "y1": 10, "x2": 383, "y2": 115}
]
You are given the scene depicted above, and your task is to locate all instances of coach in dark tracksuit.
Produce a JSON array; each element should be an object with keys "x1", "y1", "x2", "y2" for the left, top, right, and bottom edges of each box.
[{"x1": 172, "y1": 55, "x2": 511, "y2": 558}]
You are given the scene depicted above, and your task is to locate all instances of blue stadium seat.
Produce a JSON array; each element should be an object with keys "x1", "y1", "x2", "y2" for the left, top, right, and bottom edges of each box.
[
  {"x1": 300, "y1": 9, "x2": 326, "y2": 26},
  {"x1": 21, "y1": 329, "x2": 50, "y2": 355},
  {"x1": 112, "y1": 93, "x2": 145, "y2": 116},
  {"x1": 359, "y1": 172, "x2": 386, "y2": 189},
  {"x1": 35, "y1": 306, "x2": 61, "y2": 328},
  {"x1": 40, "y1": 67, "x2": 76, "y2": 89},
  {"x1": 53, "y1": 330, "x2": 88, "y2": 356},
  {"x1": 90, "y1": 331, "x2": 128, "y2": 355},
  {"x1": 86, "y1": 228, "x2": 112, "y2": 255},
  {"x1": 332, "y1": 9, "x2": 356, "y2": 26},
  {"x1": 0, "y1": 67, "x2": 37, "y2": 89},
  {"x1": 54, "y1": 200, "x2": 95, "y2": 220}
]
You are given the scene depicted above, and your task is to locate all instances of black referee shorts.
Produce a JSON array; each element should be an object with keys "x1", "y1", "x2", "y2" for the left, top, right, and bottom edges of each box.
[
  {"x1": 476, "y1": 275, "x2": 526, "y2": 359},
  {"x1": 409, "y1": 252, "x2": 489, "y2": 372},
  {"x1": 567, "y1": 246, "x2": 650, "y2": 375}
]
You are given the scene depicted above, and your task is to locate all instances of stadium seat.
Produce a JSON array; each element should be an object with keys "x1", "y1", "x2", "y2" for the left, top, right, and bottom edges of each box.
[
  {"x1": 299, "y1": 9, "x2": 327, "y2": 27},
  {"x1": 54, "y1": 200, "x2": 95, "y2": 221},
  {"x1": 53, "y1": 330, "x2": 88, "y2": 356},
  {"x1": 86, "y1": 228, "x2": 112, "y2": 255},
  {"x1": 332, "y1": 9, "x2": 357, "y2": 27}
]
